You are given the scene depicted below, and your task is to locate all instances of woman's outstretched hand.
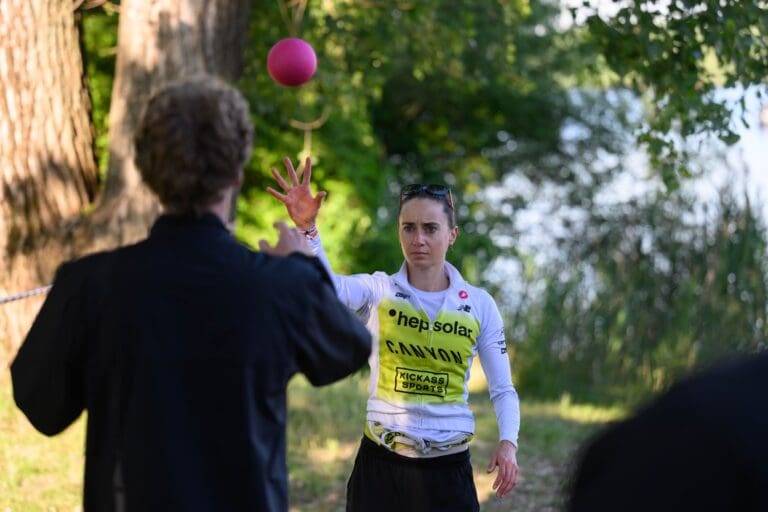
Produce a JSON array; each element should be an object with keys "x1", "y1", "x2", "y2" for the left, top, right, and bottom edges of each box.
[{"x1": 267, "y1": 156, "x2": 327, "y2": 232}]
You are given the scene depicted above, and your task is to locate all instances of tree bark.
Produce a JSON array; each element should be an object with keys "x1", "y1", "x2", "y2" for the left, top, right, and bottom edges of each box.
[
  {"x1": 0, "y1": 0, "x2": 98, "y2": 363},
  {"x1": 86, "y1": 0, "x2": 251, "y2": 252},
  {"x1": 1, "y1": 0, "x2": 251, "y2": 363}
]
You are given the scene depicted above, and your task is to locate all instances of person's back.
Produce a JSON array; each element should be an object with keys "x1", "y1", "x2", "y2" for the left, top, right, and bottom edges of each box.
[
  {"x1": 11, "y1": 76, "x2": 372, "y2": 511},
  {"x1": 568, "y1": 351, "x2": 768, "y2": 512}
]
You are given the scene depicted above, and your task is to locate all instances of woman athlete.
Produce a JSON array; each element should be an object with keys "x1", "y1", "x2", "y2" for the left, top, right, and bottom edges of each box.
[{"x1": 268, "y1": 157, "x2": 520, "y2": 511}]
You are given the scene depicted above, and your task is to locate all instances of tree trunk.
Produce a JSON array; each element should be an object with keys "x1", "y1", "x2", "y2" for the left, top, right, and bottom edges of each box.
[
  {"x1": 0, "y1": 0, "x2": 251, "y2": 363},
  {"x1": 87, "y1": 0, "x2": 251, "y2": 252},
  {"x1": 0, "y1": 0, "x2": 98, "y2": 363}
]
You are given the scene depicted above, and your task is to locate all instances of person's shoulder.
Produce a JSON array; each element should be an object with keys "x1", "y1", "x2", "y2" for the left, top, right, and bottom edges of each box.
[
  {"x1": 445, "y1": 263, "x2": 496, "y2": 304},
  {"x1": 252, "y1": 252, "x2": 328, "y2": 284},
  {"x1": 55, "y1": 247, "x2": 119, "y2": 279},
  {"x1": 666, "y1": 351, "x2": 768, "y2": 407},
  {"x1": 44, "y1": 249, "x2": 126, "y2": 300},
  {"x1": 72, "y1": 234, "x2": 163, "y2": 266},
  {"x1": 467, "y1": 283, "x2": 494, "y2": 300},
  {"x1": 463, "y1": 283, "x2": 498, "y2": 310},
  {"x1": 609, "y1": 352, "x2": 768, "y2": 439},
  {"x1": 697, "y1": 350, "x2": 768, "y2": 382},
  {"x1": 285, "y1": 253, "x2": 328, "y2": 279}
]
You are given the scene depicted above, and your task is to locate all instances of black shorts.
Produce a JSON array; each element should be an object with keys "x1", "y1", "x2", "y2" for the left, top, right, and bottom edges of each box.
[{"x1": 346, "y1": 436, "x2": 480, "y2": 512}]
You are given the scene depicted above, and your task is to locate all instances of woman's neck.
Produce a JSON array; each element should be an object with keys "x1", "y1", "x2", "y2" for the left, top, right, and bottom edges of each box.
[{"x1": 406, "y1": 263, "x2": 450, "y2": 292}]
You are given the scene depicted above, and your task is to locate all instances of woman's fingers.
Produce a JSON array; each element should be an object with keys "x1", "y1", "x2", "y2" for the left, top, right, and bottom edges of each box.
[
  {"x1": 497, "y1": 469, "x2": 511, "y2": 497},
  {"x1": 283, "y1": 157, "x2": 300, "y2": 185},
  {"x1": 271, "y1": 167, "x2": 291, "y2": 192},
  {"x1": 492, "y1": 462, "x2": 505, "y2": 491},
  {"x1": 496, "y1": 462, "x2": 518, "y2": 498},
  {"x1": 266, "y1": 186, "x2": 287, "y2": 203},
  {"x1": 302, "y1": 156, "x2": 312, "y2": 185},
  {"x1": 314, "y1": 190, "x2": 328, "y2": 206}
]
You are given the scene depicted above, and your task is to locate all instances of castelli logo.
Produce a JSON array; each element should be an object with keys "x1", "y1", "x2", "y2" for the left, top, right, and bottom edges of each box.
[{"x1": 458, "y1": 290, "x2": 468, "y2": 299}]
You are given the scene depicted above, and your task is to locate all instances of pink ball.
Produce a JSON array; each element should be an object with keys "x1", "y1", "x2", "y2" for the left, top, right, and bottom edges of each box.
[{"x1": 267, "y1": 38, "x2": 317, "y2": 87}]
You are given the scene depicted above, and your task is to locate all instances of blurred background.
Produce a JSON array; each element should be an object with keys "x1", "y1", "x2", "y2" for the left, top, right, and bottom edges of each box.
[{"x1": 1, "y1": 1, "x2": 766, "y2": 510}]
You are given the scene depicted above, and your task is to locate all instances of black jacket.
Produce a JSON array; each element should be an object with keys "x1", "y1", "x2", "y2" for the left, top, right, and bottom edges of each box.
[
  {"x1": 11, "y1": 213, "x2": 372, "y2": 511},
  {"x1": 568, "y1": 351, "x2": 768, "y2": 511}
]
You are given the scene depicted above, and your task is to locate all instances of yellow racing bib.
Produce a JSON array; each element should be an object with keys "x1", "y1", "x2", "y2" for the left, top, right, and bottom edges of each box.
[{"x1": 376, "y1": 298, "x2": 479, "y2": 404}]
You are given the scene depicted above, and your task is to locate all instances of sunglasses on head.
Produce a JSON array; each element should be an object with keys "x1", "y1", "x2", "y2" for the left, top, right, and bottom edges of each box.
[{"x1": 399, "y1": 184, "x2": 454, "y2": 210}]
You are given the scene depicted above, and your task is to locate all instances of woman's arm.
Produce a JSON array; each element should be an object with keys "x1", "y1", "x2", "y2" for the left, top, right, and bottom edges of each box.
[
  {"x1": 476, "y1": 291, "x2": 520, "y2": 498},
  {"x1": 306, "y1": 233, "x2": 376, "y2": 313},
  {"x1": 267, "y1": 156, "x2": 375, "y2": 313}
]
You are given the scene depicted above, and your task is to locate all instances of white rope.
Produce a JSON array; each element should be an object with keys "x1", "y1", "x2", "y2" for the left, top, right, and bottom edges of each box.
[{"x1": 0, "y1": 285, "x2": 53, "y2": 305}]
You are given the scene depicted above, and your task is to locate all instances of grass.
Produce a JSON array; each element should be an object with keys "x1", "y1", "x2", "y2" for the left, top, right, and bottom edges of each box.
[
  {"x1": 0, "y1": 373, "x2": 85, "y2": 512},
  {"x1": 0, "y1": 363, "x2": 624, "y2": 512}
]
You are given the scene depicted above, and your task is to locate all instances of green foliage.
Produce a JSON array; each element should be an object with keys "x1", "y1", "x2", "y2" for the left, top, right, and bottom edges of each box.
[
  {"x1": 238, "y1": 3, "x2": 394, "y2": 270},
  {"x1": 0, "y1": 376, "x2": 84, "y2": 510},
  {"x1": 515, "y1": 184, "x2": 768, "y2": 403},
  {"x1": 239, "y1": 0, "x2": 629, "y2": 277},
  {"x1": 75, "y1": 0, "x2": 768, "y2": 405},
  {"x1": 583, "y1": 0, "x2": 768, "y2": 188},
  {"x1": 78, "y1": 0, "x2": 634, "y2": 279},
  {"x1": 79, "y1": 6, "x2": 119, "y2": 178}
]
